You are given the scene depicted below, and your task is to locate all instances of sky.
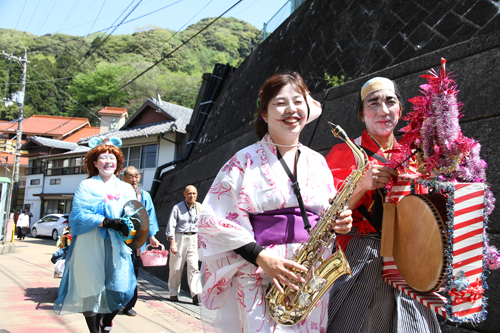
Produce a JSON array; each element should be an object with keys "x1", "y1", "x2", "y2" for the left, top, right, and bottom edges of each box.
[{"x1": 0, "y1": 0, "x2": 290, "y2": 37}]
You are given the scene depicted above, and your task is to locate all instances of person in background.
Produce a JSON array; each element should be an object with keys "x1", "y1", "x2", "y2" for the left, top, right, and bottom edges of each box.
[
  {"x1": 121, "y1": 165, "x2": 160, "y2": 316},
  {"x1": 9, "y1": 209, "x2": 15, "y2": 235},
  {"x1": 16, "y1": 210, "x2": 29, "y2": 240},
  {"x1": 53, "y1": 139, "x2": 137, "y2": 333},
  {"x1": 326, "y1": 77, "x2": 440, "y2": 332},
  {"x1": 14, "y1": 210, "x2": 20, "y2": 235},
  {"x1": 25, "y1": 208, "x2": 33, "y2": 230},
  {"x1": 56, "y1": 226, "x2": 72, "y2": 249},
  {"x1": 166, "y1": 185, "x2": 201, "y2": 305}
]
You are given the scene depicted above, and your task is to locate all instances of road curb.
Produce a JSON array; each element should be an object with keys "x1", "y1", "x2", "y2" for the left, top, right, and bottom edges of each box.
[{"x1": 0, "y1": 242, "x2": 15, "y2": 254}]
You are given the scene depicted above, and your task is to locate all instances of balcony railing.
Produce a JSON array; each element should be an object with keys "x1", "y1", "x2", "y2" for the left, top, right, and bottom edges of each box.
[
  {"x1": 45, "y1": 166, "x2": 84, "y2": 176},
  {"x1": 27, "y1": 166, "x2": 44, "y2": 175}
]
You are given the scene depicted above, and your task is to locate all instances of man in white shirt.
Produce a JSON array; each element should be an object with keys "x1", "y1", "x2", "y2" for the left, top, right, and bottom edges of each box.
[{"x1": 166, "y1": 185, "x2": 200, "y2": 305}]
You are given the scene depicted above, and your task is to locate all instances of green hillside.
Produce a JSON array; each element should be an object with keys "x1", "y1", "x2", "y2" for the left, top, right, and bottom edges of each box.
[{"x1": 0, "y1": 17, "x2": 261, "y2": 124}]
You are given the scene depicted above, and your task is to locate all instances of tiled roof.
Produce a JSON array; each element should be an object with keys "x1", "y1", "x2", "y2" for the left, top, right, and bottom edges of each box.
[
  {"x1": 23, "y1": 136, "x2": 80, "y2": 150},
  {"x1": 44, "y1": 145, "x2": 91, "y2": 158},
  {"x1": 0, "y1": 115, "x2": 90, "y2": 136},
  {"x1": 79, "y1": 120, "x2": 178, "y2": 144},
  {"x1": 0, "y1": 152, "x2": 28, "y2": 166},
  {"x1": 64, "y1": 127, "x2": 100, "y2": 143},
  {"x1": 150, "y1": 98, "x2": 193, "y2": 133},
  {"x1": 98, "y1": 107, "x2": 128, "y2": 116}
]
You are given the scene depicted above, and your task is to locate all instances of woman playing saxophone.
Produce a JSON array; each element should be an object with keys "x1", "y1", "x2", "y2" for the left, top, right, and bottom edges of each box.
[{"x1": 198, "y1": 71, "x2": 352, "y2": 333}]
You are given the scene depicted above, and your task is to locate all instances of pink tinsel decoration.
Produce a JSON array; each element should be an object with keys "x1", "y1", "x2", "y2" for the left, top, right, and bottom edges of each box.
[
  {"x1": 398, "y1": 58, "x2": 495, "y2": 215},
  {"x1": 484, "y1": 240, "x2": 500, "y2": 270},
  {"x1": 396, "y1": 58, "x2": 498, "y2": 272}
]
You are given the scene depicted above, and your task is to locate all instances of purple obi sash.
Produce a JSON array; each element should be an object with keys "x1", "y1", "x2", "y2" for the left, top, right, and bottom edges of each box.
[{"x1": 249, "y1": 207, "x2": 320, "y2": 247}]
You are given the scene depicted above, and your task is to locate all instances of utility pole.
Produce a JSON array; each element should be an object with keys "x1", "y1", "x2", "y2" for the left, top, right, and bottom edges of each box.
[{"x1": 2, "y1": 47, "x2": 29, "y2": 211}]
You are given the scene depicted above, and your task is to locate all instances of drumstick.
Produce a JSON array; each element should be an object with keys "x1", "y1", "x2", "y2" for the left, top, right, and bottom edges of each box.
[{"x1": 393, "y1": 150, "x2": 418, "y2": 169}]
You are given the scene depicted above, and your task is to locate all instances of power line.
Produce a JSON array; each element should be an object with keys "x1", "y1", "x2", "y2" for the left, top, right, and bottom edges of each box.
[
  {"x1": 104, "y1": 0, "x2": 136, "y2": 35},
  {"x1": 115, "y1": 0, "x2": 211, "y2": 87},
  {"x1": 26, "y1": 63, "x2": 107, "y2": 128},
  {"x1": 24, "y1": 0, "x2": 42, "y2": 33},
  {"x1": 114, "y1": 0, "x2": 244, "y2": 92},
  {"x1": 68, "y1": 0, "x2": 101, "y2": 36},
  {"x1": 65, "y1": 0, "x2": 184, "y2": 79},
  {"x1": 27, "y1": 0, "x2": 184, "y2": 54},
  {"x1": 87, "y1": 0, "x2": 108, "y2": 37},
  {"x1": 35, "y1": 0, "x2": 59, "y2": 36},
  {"x1": 73, "y1": 0, "x2": 142, "y2": 73},
  {"x1": 61, "y1": 0, "x2": 138, "y2": 77},
  {"x1": 15, "y1": 0, "x2": 28, "y2": 31},
  {"x1": 22, "y1": 71, "x2": 108, "y2": 137},
  {"x1": 56, "y1": 0, "x2": 83, "y2": 34},
  {"x1": 234, "y1": 0, "x2": 262, "y2": 17}
]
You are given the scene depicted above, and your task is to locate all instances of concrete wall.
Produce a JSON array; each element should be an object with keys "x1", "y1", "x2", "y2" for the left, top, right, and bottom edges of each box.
[{"x1": 153, "y1": 0, "x2": 500, "y2": 330}]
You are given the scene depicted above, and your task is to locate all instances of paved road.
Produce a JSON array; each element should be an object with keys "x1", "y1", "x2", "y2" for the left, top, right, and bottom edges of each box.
[{"x1": 0, "y1": 237, "x2": 215, "y2": 333}]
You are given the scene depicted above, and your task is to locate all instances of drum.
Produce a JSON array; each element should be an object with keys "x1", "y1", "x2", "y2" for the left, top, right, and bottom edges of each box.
[{"x1": 393, "y1": 194, "x2": 449, "y2": 292}]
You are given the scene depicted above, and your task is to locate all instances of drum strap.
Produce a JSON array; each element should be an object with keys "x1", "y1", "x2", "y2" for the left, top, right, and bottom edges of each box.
[{"x1": 358, "y1": 189, "x2": 385, "y2": 234}]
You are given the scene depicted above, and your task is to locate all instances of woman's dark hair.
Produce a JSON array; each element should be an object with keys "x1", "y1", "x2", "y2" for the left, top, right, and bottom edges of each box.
[
  {"x1": 82, "y1": 144, "x2": 124, "y2": 178},
  {"x1": 255, "y1": 71, "x2": 310, "y2": 140},
  {"x1": 357, "y1": 79, "x2": 404, "y2": 118}
]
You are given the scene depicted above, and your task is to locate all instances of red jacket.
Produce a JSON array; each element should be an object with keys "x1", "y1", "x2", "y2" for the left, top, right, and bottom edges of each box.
[{"x1": 325, "y1": 130, "x2": 400, "y2": 250}]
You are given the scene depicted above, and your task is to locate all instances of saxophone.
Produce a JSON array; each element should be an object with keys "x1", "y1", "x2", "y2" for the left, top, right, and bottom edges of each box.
[{"x1": 265, "y1": 122, "x2": 369, "y2": 326}]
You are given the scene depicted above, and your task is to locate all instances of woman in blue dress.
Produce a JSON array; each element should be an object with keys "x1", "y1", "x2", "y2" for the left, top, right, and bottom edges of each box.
[{"x1": 54, "y1": 140, "x2": 137, "y2": 333}]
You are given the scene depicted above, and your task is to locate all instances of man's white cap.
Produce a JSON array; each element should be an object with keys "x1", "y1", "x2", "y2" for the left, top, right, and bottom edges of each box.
[{"x1": 360, "y1": 77, "x2": 395, "y2": 101}]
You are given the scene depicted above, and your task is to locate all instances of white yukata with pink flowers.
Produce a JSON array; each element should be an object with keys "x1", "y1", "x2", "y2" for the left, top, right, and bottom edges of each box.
[{"x1": 199, "y1": 133, "x2": 336, "y2": 333}]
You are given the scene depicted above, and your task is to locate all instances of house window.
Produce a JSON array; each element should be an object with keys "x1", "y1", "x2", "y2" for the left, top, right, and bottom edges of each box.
[
  {"x1": 30, "y1": 179, "x2": 40, "y2": 185},
  {"x1": 50, "y1": 178, "x2": 61, "y2": 185},
  {"x1": 43, "y1": 199, "x2": 72, "y2": 215},
  {"x1": 122, "y1": 144, "x2": 158, "y2": 170},
  {"x1": 47, "y1": 159, "x2": 65, "y2": 175},
  {"x1": 27, "y1": 159, "x2": 44, "y2": 175},
  {"x1": 69, "y1": 157, "x2": 83, "y2": 174},
  {"x1": 46, "y1": 157, "x2": 84, "y2": 175},
  {"x1": 141, "y1": 144, "x2": 158, "y2": 169}
]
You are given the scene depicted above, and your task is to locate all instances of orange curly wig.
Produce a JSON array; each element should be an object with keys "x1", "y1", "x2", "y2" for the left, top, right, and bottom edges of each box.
[{"x1": 82, "y1": 144, "x2": 124, "y2": 178}]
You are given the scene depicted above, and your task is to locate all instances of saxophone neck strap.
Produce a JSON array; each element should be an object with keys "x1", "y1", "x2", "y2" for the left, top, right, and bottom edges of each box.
[
  {"x1": 276, "y1": 149, "x2": 311, "y2": 233},
  {"x1": 359, "y1": 144, "x2": 388, "y2": 164}
]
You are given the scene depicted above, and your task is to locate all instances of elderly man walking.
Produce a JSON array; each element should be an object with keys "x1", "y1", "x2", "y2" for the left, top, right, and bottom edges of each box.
[
  {"x1": 166, "y1": 185, "x2": 201, "y2": 305},
  {"x1": 121, "y1": 166, "x2": 160, "y2": 316}
]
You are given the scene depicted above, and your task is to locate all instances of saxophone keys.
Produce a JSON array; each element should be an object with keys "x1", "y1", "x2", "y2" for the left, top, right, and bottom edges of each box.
[
  {"x1": 309, "y1": 275, "x2": 326, "y2": 291},
  {"x1": 273, "y1": 305, "x2": 286, "y2": 317},
  {"x1": 298, "y1": 292, "x2": 311, "y2": 307},
  {"x1": 290, "y1": 308, "x2": 302, "y2": 320}
]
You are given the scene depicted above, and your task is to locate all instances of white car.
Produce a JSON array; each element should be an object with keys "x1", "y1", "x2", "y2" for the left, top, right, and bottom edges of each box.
[{"x1": 31, "y1": 214, "x2": 70, "y2": 240}]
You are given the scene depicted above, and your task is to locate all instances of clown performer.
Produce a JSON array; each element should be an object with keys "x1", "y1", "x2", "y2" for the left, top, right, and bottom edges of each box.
[
  {"x1": 53, "y1": 137, "x2": 137, "y2": 333},
  {"x1": 326, "y1": 77, "x2": 440, "y2": 333},
  {"x1": 199, "y1": 71, "x2": 353, "y2": 333}
]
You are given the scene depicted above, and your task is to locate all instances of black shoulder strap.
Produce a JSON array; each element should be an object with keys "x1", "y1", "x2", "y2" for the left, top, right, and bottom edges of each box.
[
  {"x1": 359, "y1": 145, "x2": 387, "y2": 164},
  {"x1": 358, "y1": 189, "x2": 385, "y2": 233},
  {"x1": 276, "y1": 150, "x2": 311, "y2": 233}
]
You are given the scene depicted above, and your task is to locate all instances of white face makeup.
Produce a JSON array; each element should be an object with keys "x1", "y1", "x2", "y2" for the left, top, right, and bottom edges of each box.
[
  {"x1": 361, "y1": 89, "x2": 400, "y2": 142},
  {"x1": 94, "y1": 152, "x2": 117, "y2": 178},
  {"x1": 262, "y1": 83, "x2": 308, "y2": 146}
]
